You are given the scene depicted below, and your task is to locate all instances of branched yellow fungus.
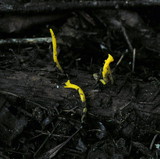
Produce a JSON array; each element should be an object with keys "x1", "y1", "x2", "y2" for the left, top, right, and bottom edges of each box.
[
  {"x1": 64, "y1": 80, "x2": 87, "y2": 123},
  {"x1": 64, "y1": 80, "x2": 86, "y2": 102},
  {"x1": 100, "y1": 54, "x2": 114, "y2": 85},
  {"x1": 50, "y1": 28, "x2": 63, "y2": 72}
]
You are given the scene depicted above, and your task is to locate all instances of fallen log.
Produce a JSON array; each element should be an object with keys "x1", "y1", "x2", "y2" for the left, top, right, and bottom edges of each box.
[
  {"x1": 0, "y1": 69, "x2": 160, "y2": 119},
  {"x1": 0, "y1": 1, "x2": 160, "y2": 14}
]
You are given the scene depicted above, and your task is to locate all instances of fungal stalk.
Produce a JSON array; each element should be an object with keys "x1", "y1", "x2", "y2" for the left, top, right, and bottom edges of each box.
[
  {"x1": 100, "y1": 54, "x2": 114, "y2": 85},
  {"x1": 64, "y1": 80, "x2": 87, "y2": 123},
  {"x1": 50, "y1": 28, "x2": 63, "y2": 72}
]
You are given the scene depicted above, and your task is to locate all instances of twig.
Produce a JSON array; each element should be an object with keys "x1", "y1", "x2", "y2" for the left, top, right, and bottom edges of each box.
[
  {"x1": 0, "y1": 37, "x2": 51, "y2": 45},
  {"x1": 113, "y1": 53, "x2": 125, "y2": 72},
  {"x1": 0, "y1": 90, "x2": 47, "y2": 110},
  {"x1": 132, "y1": 48, "x2": 136, "y2": 73},
  {"x1": 34, "y1": 122, "x2": 60, "y2": 157},
  {"x1": 150, "y1": 134, "x2": 158, "y2": 150},
  {"x1": 121, "y1": 25, "x2": 133, "y2": 52},
  {"x1": 38, "y1": 127, "x2": 81, "y2": 159},
  {"x1": 0, "y1": 1, "x2": 160, "y2": 14}
]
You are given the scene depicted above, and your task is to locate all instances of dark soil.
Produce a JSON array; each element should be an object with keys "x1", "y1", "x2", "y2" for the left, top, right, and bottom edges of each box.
[{"x1": 0, "y1": 0, "x2": 160, "y2": 159}]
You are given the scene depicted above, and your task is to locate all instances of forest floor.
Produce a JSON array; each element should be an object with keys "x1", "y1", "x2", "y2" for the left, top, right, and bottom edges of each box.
[{"x1": 0, "y1": 1, "x2": 160, "y2": 159}]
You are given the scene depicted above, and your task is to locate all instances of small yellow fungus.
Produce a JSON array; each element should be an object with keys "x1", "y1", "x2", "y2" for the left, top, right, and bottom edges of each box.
[
  {"x1": 50, "y1": 28, "x2": 63, "y2": 72},
  {"x1": 64, "y1": 80, "x2": 87, "y2": 123},
  {"x1": 100, "y1": 79, "x2": 107, "y2": 85},
  {"x1": 64, "y1": 80, "x2": 86, "y2": 102},
  {"x1": 100, "y1": 54, "x2": 114, "y2": 85}
]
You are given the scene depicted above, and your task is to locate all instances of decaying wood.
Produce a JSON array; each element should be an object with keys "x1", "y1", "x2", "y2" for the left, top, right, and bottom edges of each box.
[
  {"x1": 0, "y1": 1, "x2": 160, "y2": 14},
  {"x1": 0, "y1": 70, "x2": 69, "y2": 107},
  {"x1": 0, "y1": 69, "x2": 160, "y2": 120}
]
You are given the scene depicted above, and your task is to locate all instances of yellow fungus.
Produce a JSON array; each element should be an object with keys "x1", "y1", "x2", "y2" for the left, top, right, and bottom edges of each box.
[
  {"x1": 64, "y1": 80, "x2": 87, "y2": 123},
  {"x1": 99, "y1": 79, "x2": 107, "y2": 85},
  {"x1": 50, "y1": 28, "x2": 63, "y2": 72},
  {"x1": 64, "y1": 80, "x2": 86, "y2": 102},
  {"x1": 100, "y1": 54, "x2": 114, "y2": 85}
]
